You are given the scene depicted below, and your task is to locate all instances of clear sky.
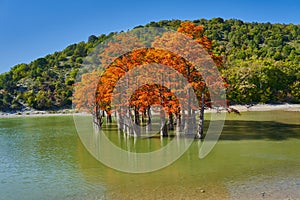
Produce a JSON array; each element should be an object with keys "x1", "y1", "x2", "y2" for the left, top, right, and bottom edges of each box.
[{"x1": 0, "y1": 0, "x2": 299, "y2": 73}]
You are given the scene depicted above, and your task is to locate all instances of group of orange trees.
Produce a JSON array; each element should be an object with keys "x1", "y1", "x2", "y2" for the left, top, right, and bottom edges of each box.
[{"x1": 73, "y1": 21, "x2": 230, "y2": 138}]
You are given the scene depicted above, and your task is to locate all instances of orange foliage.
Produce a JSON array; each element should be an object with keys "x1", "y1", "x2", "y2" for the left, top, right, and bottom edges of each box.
[
  {"x1": 73, "y1": 71, "x2": 101, "y2": 113},
  {"x1": 74, "y1": 21, "x2": 228, "y2": 118}
]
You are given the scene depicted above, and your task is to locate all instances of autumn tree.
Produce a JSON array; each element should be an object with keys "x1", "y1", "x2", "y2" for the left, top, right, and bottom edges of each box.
[
  {"x1": 73, "y1": 70, "x2": 104, "y2": 127},
  {"x1": 75, "y1": 21, "x2": 228, "y2": 138},
  {"x1": 152, "y1": 21, "x2": 226, "y2": 138}
]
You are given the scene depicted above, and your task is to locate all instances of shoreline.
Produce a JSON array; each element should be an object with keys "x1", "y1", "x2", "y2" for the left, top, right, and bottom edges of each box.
[
  {"x1": 229, "y1": 103, "x2": 300, "y2": 112},
  {"x1": 0, "y1": 103, "x2": 299, "y2": 119},
  {"x1": 0, "y1": 109, "x2": 79, "y2": 118}
]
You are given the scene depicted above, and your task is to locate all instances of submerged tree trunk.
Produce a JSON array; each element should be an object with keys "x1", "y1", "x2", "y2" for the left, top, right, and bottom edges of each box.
[
  {"x1": 134, "y1": 107, "x2": 140, "y2": 125},
  {"x1": 107, "y1": 112, "x2": 112, "y2": 123},
  {"x1": 191, "y1": 109, "x2": 196, "y2": 128},
  {"x1": 184, "y1": 85, "x2": 192, "y2": 135},
  {"x1": 133, "y1": 107, "x2": 140, "y2": 137},
  {"x1": 123, "y1": 109, "x2": 132, "y2": 136},
  {"x1": 176, "y1": 114, "x2": 182, "y2": 132},
  {"x1": 147, "y1": 106, "x2": 152, "y2": 124},
  {"x1": 94, "y1": 104, "x2": 103, "y2": 129},
  {"x1": 196, "y1": 89, "x2": 205, "y2": 139},
  {"x1": 161, "y1": 123, "x2": 168, "y2": 137},
  {"x1": 146, "y1": 106, "x2": 152, "y2": 133},
  {"x1": 142, "y1": 109, "x2": 146, "y2": 124},
  {"x1": 160, "y1": 109, "x2": 168, "y2": 136},
  {"x1": 184, "y1": 66, "x2": 192, "y2": 135},
  {"x1": 168, "y1": 113, "x2": 174, "y2": 130},
  {"x1": 181, "y1": 111, "x2": 185, "y2": 131},
  {"x1": 117, "y1": 109, "x2": 123, "y2": 130}
]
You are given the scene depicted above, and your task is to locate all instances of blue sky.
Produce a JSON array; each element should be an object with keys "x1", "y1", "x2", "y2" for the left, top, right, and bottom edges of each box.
[{"x1": 0, "y1": 0, "x2": 299, "y2": 73}]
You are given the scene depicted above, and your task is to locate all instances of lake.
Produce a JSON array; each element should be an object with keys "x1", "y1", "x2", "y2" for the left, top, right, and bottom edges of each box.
[{"x1": 0, "y1": 111, "x2": 299, "y2": 199}]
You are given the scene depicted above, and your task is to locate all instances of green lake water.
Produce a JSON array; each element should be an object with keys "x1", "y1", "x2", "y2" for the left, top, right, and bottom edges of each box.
[{"x1": 0, "y1": 111, "x2": 299, "y2": 199}]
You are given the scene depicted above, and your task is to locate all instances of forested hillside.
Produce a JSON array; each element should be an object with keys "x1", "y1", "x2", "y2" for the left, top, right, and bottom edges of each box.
[{"x1": 0, "y1": 18, "x2": 299, "y2": 112}]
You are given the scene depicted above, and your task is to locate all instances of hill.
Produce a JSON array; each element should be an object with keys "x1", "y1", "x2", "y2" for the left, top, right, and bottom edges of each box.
[{"x1": 0, "y1": 18, "x2": 299, "y2": 112}]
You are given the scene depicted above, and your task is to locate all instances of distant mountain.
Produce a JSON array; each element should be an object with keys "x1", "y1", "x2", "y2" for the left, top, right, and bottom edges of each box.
[{"x1": 0, "y1": 18, "x2": 299, "y2": 112}]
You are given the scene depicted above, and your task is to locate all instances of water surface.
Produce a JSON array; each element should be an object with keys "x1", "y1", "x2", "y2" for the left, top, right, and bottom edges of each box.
[{"x1": 0, "y1": 111, "x2": 299, "y2": 199}]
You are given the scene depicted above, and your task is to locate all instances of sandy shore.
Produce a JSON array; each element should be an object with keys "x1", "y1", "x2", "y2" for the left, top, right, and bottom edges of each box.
[
  {"x1": 0, "y1": 104, "x2": 299, "y2": 118},
  {"x1": 0, "y1": 109, "x2": 79, "y2": 118},
  {"x1": 229, "y1": 103, "x2": 300, "y2": 112}
]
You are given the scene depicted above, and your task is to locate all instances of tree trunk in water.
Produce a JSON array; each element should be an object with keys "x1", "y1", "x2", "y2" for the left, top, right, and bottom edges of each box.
[
  {"x1": 117, "y1": 110, "x2": 123, "y2": 130},
  {"x1": 161, "y1": 123, "x2": 168, "y2": 137},
  {"x1": 168, "y1": 113, "x2": 174, "y2": 130},
  {"x1": 184, "y1": 86, "x2": 192, "y2": 135},
  {"x1": 191, "y1": 109, "x2": 196, "y2": 128},
  {"x1": 196, "y1": 90, "x2": 205, "y2": 139},
  {"x1": 142, "y1": 110, "x2": 146, "y2": 123},
  {"x1": 160, "y1": 110, "x2": 168, "y2": 136},
  {"x1": 123, "y1": 109, "x2": 131, "y2": 136},
  {"x1": 146, "y1": 106, "x2": 152, "y2": 133},
  {"x1": 134, "y1": 107, "x2": 140, "y2": 125},
  {"x1": 147, "y1": 106, "x2": 152, "y2": 124},
  {"x1": 107, "y1": 112, "x2": 112, "y2": 123},
  {"x1": 93, "y1": 104, "x2": 104, "y2": 130},
  {"x1": 181, "y1": 112, "x2": 185, "y2": 131},
  {"x1": 184, "y1": 66, "x2": 192, "y2": 135},
  {"x1": 176, "y1": 114, "x2": 182, "y2": 132},
  {"x1": 133, "y1": 107, "x2": 140, "y2": 136}
]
